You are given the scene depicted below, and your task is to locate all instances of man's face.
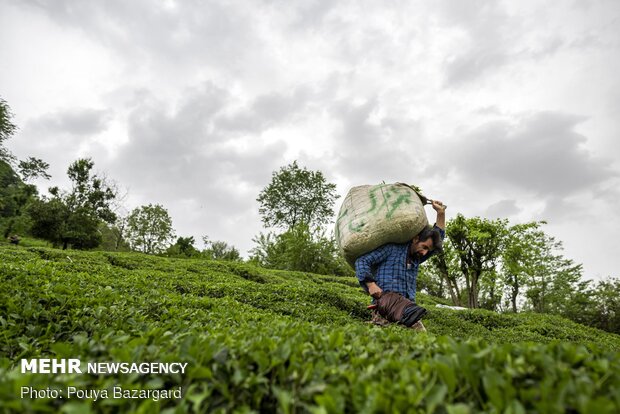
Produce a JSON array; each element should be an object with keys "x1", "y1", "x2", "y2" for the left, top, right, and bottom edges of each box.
[{"x1": 412, "y1": 237, "x2": 434, "y2": 258}]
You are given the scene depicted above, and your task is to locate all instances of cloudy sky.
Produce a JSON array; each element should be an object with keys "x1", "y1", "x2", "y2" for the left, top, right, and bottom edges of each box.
[{"x1": 1, "y1": 0, "x2": 619, "y2": 281}]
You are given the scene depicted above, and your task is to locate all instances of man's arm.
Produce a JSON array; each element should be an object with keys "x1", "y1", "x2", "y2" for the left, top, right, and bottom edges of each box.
[
  {"x1": 355, "y1": 245, "x2": 391, "y2": 298},
  {"x1": 414, "y1": 200, "x2": 448, "y2": 265},
  {"x1": 432, "y1": 200, "x2": 447, "y2": 230}
]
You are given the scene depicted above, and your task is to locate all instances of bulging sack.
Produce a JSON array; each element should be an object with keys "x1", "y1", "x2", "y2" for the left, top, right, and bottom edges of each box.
[{"x1": 335, "y1": 183, "x2": 428, "y2": 267}]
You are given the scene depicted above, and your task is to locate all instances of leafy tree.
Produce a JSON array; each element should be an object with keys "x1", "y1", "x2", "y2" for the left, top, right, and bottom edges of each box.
[
  {"x1": 524, "y1": 234, "x2": 586, "y2": 315},
  {"x1": 0, "y1": 97, "x2": 17, "y2": 163},
  {"x1": 111, "y1": 215, "x2": 130, "y2": 251},
  {"x1": 1, "y1": 161, "x2": 36, "y2": 218},
  {"x1": 420, "y1": 240, "x2": 464, "y2": 306},
  {"x1": 253, "y1": 162, "x2": 347, "y2": 275},
  {"x1": 249, "y1": 223, "x2": 353, "y2": 276},
  {"x1": 126, "y1": 204, "x2": 175, "y2": 254},
  {"x1": 18, "y1": 157, "x2": 51, "y2": 181},
  {"x1": 1, "y1": 160, "x2": 46, "y2": 238},
  {"x1": 257, "y1": 161, "x2": 339, "y2": 230},
  {"x1": 166, "y1": 236, "x2": 200, "y2": 257},
  {"x1": 587, "y1": 277, "x2": 620, "y2": 334},
  {"x1": 63, "y1": 208, "x2": 104, "y2": 249},
  {"x1": 97, "y1": 216, "x2": 131, "y2": 252},
  {"x1": 447, "y1": 214, "x2": 508, "y2": 308},
  {"x1": 0, "y1": 99, "x2": 49, "y2": 239},
  {"x1": 202, "y1": 236, "x2": 242, "y2": 261},
  {"x1": 27, "y1": 158, "x2": 116, "y2": 249},
  {"x1": 63, "y1": 159, "x2": 116, "y2": 223},
  {"x1": 28, "y1": 197, "x2": 68, "y2": 246},
  {"x1": 501, "y1": 221, "x2": 546, "y2": 312},
  {"x1": 177, "y1": 236, "x2": 200, "y2": 257},
  {"x1": 478, "y1": 269, "x2": 504, "y2": 311},
  {"x1": 0, "y1": 98, "x2": 49, "y2": 180}
]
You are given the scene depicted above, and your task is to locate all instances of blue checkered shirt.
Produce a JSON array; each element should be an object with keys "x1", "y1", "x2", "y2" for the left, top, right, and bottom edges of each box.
[{"x1": 355, "y1": 225, "x2": 445, "y2": 303}]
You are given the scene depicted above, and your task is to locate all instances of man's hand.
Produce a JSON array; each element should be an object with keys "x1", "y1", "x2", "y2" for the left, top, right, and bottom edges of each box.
[
  {"x1": 367, "y1": 282, "x2": 383, "y2": 299},
  {"x1": 431, "y1": 200, "x2": 446, "y2": 230},
  {"x1": 431, "y1": 200, "x2": 447, "y2": 213}
]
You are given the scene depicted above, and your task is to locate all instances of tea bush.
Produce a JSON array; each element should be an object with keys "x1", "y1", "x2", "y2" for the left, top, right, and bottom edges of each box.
[{"x1": 0, "y1": 245, "x2": 618, "y2": 413}]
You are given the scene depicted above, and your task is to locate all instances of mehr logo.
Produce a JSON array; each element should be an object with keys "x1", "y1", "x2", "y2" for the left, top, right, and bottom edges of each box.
[
  {"x1": 21, "y1": 359, "x2": 189, "y2": 374},
  {"x1": 21, "y1": 359, "x2": 82, "y2": 374}
]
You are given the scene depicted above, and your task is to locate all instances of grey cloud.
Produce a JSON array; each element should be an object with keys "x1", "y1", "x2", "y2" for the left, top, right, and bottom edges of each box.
[
  {"x1": 252, "y1": 89, "x2": 310, "y2": 121},
  {"x1": 444, "y1": 51, "x2": 508, "y2": 86},
  {"x1": 484, "y1": 199, "x2": 521, "y2": 219},
  {"x1": 215, "y1": 87, "x2": 311, "y2": 133},
  {"x1": 29, "y1": 108, "x2": 110, "y2": 136},
  {"x1": 447, "y1": 111, "x2": 618, "y2": 200},
  {"x1": 436, "y1": 1, "x2": 568, "y2": 86},
  {"x1": 9, "y1": 108, "x2": 111, "y2": 180},
  {"x1": 215, "y1": 112, "x2": 263, "y2": 134},
  {"x1": 539, "y1": 195, "x2": 591, "y2": 223},
  {"x1": 436, "y1": 0, "x2": 513, "y2": 85},
  {"x1": 109, "y1": 85, "x2": 287, "y2": 221},
  {"x1": 331, "y1": 98, "x2": 381, "y2": 147},
  {"x1": 327, "y1": 98, "x2": 427, "y2": 183},
  {"x1": 124, "y1": 82, "x2": 229, "y2": 155}
]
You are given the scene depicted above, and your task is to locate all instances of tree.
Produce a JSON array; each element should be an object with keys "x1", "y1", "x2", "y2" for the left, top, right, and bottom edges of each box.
[
  {"x1": 64, "y1": 159, "x2": 116, "y2": 224},
  {"x1": 478, "y1": 268, "x2": 504, "y2": 311},
  {"x1": 253, "y1": 162, "x2": 348, "y2": 275},
  {"x1": 421, "y1": 240, "x2": 464, "y2": 306},
  {"x1": 202, "y1": 236, "x2": 242, "y2": 261},
  {"x1": 524, "y1": 234, "x2": 586, "y2": 315},
  {"x1": 587, "y1": 277, "x2": 620, "y2": 334},
  {"x1": 166, "y1": 236, "x2": 200, "y2": 257},
  {"x1": 18, "y1": 157, "x2": 51, "y2": 181},
  {"x1": 28, "y1": 197, "x2": 68, "y2": 246},
  {"x1": 257, "y1": 161, "x2": 339, "y2": 230},
  {"x1": 27, "y1": 158, "x2": 116, "y2": 249},
  {"x1": 0, "y1": 98, "x2": 49, "y2": 180},
  {"x1": 501, "y1": 221, "x2": 546, "y2": 312},
  {"x1": 111, "y1": 215, "x2": 130, "y2": 251},
  {"x1": 0, "y1": 98, "x2": 49, "y2": 239},
  {"x1": 0, "y1": 97, "x2": 17, "y2": 163},
  {"x1": 126, "y1": 204, "x2": 175, "y2": 254},
  {"x1": 447, "y1": 214, "x2": 508, "y2": 308},
  {"x1": 177, "y1": 236, "x2": 200, "y2": 257},
  {"x1": 249, "y1": 223, "x2": 353, "y2": 276},
  {"x1": 98, "y1": 219, "x2": 131, "y2": 252},
  {"x1": 1, "y1": 160, "x2": 36, "y2": 221}
]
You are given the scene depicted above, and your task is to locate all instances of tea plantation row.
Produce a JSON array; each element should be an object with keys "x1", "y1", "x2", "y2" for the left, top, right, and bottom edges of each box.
[{"x1": 0, "y1": 245, "x2": 619, "y2": 413}]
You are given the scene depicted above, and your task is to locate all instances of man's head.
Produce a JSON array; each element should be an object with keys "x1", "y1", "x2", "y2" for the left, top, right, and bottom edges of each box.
[{"x1": 411, "y1": 226, "x2": 443, "y2": 259}]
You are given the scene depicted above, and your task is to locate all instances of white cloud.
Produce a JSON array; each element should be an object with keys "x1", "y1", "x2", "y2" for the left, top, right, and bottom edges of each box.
[{"x1": 1, "y1": 0, "x2": 619, "y2": 280}]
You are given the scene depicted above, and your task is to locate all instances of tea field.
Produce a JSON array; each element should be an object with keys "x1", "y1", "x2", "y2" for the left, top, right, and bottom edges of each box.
[{"x1": 0, "y1": 244, "x2": 619, "y2": 413}]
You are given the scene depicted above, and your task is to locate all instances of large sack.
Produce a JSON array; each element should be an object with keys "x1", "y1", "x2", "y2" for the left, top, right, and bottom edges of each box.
[{"x1": 335, "y1": 183, "x2": 428, "y2": 267}]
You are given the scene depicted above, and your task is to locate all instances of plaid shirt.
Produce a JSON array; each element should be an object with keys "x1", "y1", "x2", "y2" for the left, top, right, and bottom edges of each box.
[{"x1": 355, "y1": 225, "x2": 445, "y2": 303}]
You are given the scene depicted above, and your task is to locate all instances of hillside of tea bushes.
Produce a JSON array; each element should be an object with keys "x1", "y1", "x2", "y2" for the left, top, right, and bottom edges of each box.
[{"x1": 1, "y1": 244, "x2": 619, "y2": 413}]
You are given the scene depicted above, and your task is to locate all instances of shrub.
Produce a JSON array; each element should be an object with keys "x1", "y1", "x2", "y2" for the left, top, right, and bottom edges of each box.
[{"x1": 1, "y1": 245, "x2": 619, "y2": 413}]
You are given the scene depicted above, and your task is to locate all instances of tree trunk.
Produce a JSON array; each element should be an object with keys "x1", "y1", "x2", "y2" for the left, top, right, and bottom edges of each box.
[
  {"x1": 444, "y1": 276, "x2": 462, "y2": 306},
  {"x1": 509, "y1": 274, "x2": 519, "y2": 313},
  {"x1": 3, "y1": 218, "x2": 15, "y2": 238},
  {"x1": 446, "y1": 279, "x2": 460, "y2": 306},
  {"x1": 469, "y1": 273, "x2": 480, "y2": 308},
  {"x1": 437, "y1": 253, "x2": 461, "y2": 306}
]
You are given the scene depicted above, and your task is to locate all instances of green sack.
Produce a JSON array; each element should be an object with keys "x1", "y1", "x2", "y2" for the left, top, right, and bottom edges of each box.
[{"x1": 335, "y1": 183, "x2": 428, "y2": 267}]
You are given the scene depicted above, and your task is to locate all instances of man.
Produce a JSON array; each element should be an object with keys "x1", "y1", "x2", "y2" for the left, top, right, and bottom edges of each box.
[{"x1": 355, "y1": 200, "x2": 447, "y2": 331}]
